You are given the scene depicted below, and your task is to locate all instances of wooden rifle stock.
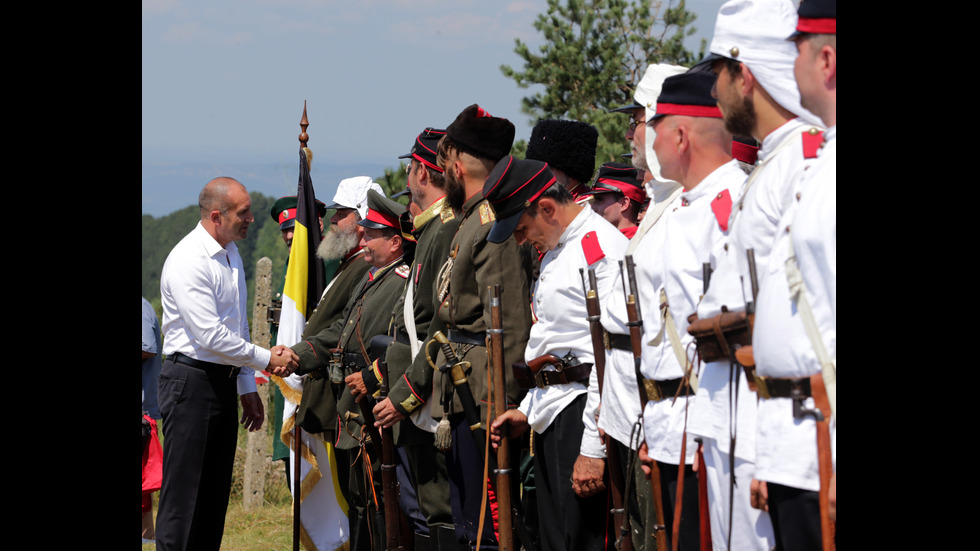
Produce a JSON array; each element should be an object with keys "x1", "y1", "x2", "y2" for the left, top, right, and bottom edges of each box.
[
  {"x1": 489, "y1": 285, "x2": 514, "y2": 551},
  {"x1": 623, "y1": 256, "x2": 669, "y2": 551},
  {"x1": 378, "y1": 358, "x2": 406, "y2": 551},
  {"x1": 583, "y1": 269, "x2": 632, "y2": 551}
]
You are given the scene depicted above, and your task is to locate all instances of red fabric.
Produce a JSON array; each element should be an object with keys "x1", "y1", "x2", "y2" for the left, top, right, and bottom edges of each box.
[
  {"x1": 802, "y1": 130, "x2": 825, "y2": 159},
  {"x1": 731, "y1": 139, "x2": 759, "y2": 165},
  {"x1": 797, "y1": 17, "x2": 836, "y2": 34},
  {"x1": 142, "y1": 415, "x2": 163, "y2": 510},
  {"x1": 620, "y1": 226, "x2": 638, "y2": 239},
  {"x1": 710, "y1": 189, "x2": 733, "y2": 232},
  {"x1": 582, "y1": 231, "x2": 605, "y2": 265},
  {"x1": 487, "y1": 477, "x2": 500, "y2": 538},
  {"x1": 654, "y1": 102, "x2": 722, "y2": 119}
]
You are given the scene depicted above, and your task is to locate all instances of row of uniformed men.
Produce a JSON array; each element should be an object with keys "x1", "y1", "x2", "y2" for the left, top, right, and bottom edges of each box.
[{"x1": 273, "y1": 0, "x2": 836, "y2": 550}]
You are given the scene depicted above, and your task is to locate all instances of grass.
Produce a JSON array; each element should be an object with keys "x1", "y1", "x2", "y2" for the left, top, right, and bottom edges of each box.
[{"x1": 143, "y1": 412, "x2": 300, "y2": 550}]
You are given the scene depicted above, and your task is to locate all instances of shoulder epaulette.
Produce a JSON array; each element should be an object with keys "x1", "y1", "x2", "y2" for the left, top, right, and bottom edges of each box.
[
  {"x1": 582, "y1": 231, "x2": 605, "y2": 265},
  {"x1": 440, "y1": 208, "x2": 456, "y2": 223},
  {"x1": 711, "y1": 189, "x2": 733, "y2": 232},
  {"x1": 395, "y1": 264, "x2": 411, "y2": 279},
  {"x1": 802, "y1": 128, "x2": 824, "y2": 159},
  {"x1": 479, "y1": 202, "x2": 495, "y2": 226}
]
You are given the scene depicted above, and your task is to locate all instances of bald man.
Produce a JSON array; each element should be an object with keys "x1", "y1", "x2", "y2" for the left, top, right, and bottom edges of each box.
[{"x1": 157, "y1": 177, "x2": 299, "y2": 550}]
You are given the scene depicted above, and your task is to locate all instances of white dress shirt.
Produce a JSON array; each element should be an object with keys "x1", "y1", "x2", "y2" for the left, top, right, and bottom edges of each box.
[
  {"x1": 519, "y1": 207, "x2": 628, "y2": 459},
  {"x1": 161, "y1": 222, "x2": 270, "y2": 395}
]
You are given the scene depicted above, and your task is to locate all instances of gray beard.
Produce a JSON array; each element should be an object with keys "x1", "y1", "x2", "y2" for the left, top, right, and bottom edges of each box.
[{"x1": 317, "y1": 227, "x2": 360, "y2": 260}]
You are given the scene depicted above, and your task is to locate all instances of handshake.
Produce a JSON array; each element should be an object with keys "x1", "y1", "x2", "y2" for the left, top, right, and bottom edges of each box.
[{"x1": 266, "y1": 345, "x2": 300, "y2": 376}]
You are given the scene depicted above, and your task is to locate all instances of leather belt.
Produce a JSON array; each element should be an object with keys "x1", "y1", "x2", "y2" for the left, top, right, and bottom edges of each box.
[
  {"x1": 447, "y1": 329, "x2": 486, "y2": 346},
  {"x1": 755, "y1": 376, "x2": 810, "y2": 400},
  {"x1": 167, "y1": 352, "x2": 241, "y2": 378},
  {"x1": 604, "y1": 332, "x2": 631, "y2": 352},
  {"x1": 642, "y1": 377, "x2": 684, "y2": 402},
  {"x1": 512, "y1": 362, "x2": 592, "y2": 389}
]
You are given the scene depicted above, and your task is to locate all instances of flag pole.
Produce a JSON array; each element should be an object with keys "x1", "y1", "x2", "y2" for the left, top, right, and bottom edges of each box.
[{"x1": 292, "y1": 101, "x2": 311, "y2": 551}]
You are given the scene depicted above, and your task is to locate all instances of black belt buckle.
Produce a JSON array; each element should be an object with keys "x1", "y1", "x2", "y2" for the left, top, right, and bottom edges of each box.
[{"x1": 791, "y1": 379, "x2": 824, "y2": 422}]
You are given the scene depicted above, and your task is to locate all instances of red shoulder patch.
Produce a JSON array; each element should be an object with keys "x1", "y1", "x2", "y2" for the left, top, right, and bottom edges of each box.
[
  {"x1": 801, "y1": 128, "x2": 824, "y2": 159},
  {"x1": 582, "y1": 231, "x2": 605, "y2": 265},
  {"x1": 711, "y1": 189, "x2": 733, "y2": 232}
]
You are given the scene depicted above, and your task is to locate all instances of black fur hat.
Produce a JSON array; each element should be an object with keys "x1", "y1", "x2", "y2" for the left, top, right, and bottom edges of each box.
[
  {"x1": 445, "y1": 104, "x2": 515, "y2": 162},
  {"x1": 525, "y1": 119, "x2": 598, "y2": 184}
]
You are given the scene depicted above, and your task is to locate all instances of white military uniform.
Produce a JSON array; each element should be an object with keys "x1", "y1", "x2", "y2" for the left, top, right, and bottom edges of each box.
[
  {"x1": 520, "y1": 206, "x2": 628, "y2": 457},
  {"x1": 690, "y1": 119, "x2": 821, "y2": 550},
  {"x1": 752, "y1": 125, "x2": 836, "y2": 491}
]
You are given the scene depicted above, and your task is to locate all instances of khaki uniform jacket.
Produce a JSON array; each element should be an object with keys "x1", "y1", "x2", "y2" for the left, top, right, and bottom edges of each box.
[
  {"x1": 295, "y1": 251, "x2": 371, "y2": 434},
  {"x1": 386, "y1": 198, "x2": 459, "y2": 437},
  {"x1": 420, "y1": 191, "x2": 532, "y2": 421},
  {"x1": 293, "y1": 256, "x2": 410, "y2": 449}
]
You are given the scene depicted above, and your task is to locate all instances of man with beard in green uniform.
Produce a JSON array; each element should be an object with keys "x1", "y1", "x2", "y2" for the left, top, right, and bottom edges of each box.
[{"x1": 417, "y1": 104, "x2": 532, "y2": 549}]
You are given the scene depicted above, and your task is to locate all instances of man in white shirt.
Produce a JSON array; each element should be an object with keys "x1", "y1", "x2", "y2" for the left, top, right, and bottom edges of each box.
[
  {"x1": 487, "y1": 157, "x2": 628, "y2": 551},
  {"x1": 157, "y1": 177, "x2": 298, "y2": 550}
]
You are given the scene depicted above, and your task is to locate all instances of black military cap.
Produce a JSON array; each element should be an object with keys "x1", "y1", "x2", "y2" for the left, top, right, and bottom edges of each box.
[
  {"x1": 610, "y1": 102, "x2": 642, "y2": 113},
  {"x1": 445, "y1": 104, "x2": 515, "y2": 162},
  {"x1": 270, "y1": 196, "x2": 327, "y2": 231},
  {"x1": 525, "y1": 119, "x2": 599, "y2": 185},
  {"x1": 357, "y1": 189, "x2": 407, "y2": 230},
  {"x1": 483, "y1": 156, "x2": 556, "y2": 244},
  {"x1": 649, "y1": 71, "x2": 722, "y2": 122},
  {"x1": 792, "y1": 0, "x2": 836, "y2": 37},
  {"x1": 582, "y1": 163, "x2": 645, "y2": 204},
  {"x1": 398, "y1": 127, "x2": 446, "y2": 173}
]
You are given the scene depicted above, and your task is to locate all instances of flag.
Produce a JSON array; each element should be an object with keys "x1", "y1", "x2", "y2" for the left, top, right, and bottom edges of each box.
[{"x1": 275, "y1": 148, "x2": 349, "y2": 551}]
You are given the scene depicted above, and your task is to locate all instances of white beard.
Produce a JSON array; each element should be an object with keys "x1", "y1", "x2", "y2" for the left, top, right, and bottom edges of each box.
[{"x1": 317, "y1": 227, "x2": 360, "y2": 260}]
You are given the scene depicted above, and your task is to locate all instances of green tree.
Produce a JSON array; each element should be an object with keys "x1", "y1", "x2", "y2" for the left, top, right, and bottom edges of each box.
[
  {"x1": 376, "y1": 162, "x2": 410, "y2": 207},
  {"x1": 501, "y1": 0, "x2": 702, "y2": 166}
]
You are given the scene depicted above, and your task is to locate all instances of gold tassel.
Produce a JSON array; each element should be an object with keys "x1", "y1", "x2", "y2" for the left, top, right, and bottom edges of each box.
[{"x1": 434, "y1": 416, "x2": 452, "y2": 451}]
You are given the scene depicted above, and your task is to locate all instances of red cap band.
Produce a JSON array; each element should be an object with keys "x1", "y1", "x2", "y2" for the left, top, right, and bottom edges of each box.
[
  {"x1": 796, "y1": 17, "x2": 836, "y2": 34},
  {"x1": 595, "y1": 178, "x2": 646, "y2": 204},
  {"x1": 278, "y1": 208, "x2": 297, "y2": 225},
  {"x1": 365, "y1": 208, "x2": 399, "y2": 229},
  {"x1": 655, "y1": 103, "x2": 722, "y2": 119}
]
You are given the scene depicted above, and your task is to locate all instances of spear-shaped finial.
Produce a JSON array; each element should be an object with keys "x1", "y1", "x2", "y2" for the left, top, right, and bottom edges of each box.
[{"x1": 299, "y1": 100, "x2": 312, "y2": 168}]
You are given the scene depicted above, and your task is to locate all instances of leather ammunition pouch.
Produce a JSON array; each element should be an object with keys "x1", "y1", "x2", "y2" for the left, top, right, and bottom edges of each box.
[
  {"x1": 512, "y1": 361, "x2": 593, "y2": 389},
  {"x1": 686, "y1": 312, "x2": 750, "y2": 363}
]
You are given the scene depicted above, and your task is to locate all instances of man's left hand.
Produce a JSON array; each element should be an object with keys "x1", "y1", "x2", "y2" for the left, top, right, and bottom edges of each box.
[
  {"x1": 572, "y1": 454, "x2": 606, "y2": 498},
  {"x1": 345, "y1": 372, "x2": 367, "y2": 402},
  {"x1": 240, "y1": 392, "x2": 264, "y2": 431}
]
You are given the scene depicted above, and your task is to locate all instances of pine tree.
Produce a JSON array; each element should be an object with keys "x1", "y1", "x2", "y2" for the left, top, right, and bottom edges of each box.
[{"x1": 501, "y1": 0, "x2": 702, "y2": 166}]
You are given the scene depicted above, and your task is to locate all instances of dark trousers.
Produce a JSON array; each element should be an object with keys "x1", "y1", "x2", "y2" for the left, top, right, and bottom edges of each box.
[
  {"x1": 156, "y1": 358, "x2": 239, "y2": 551},
  {"x1": 533, "y1": 394, "x2": 608, "y2": 551},
  {"x1": 657, "y1": 461, "x2": 700, "y2": 551},
  {"x1": 445, "y1": 413, "x2": 499, "y2": 549},
  {"x1": 767, "y1": 482, "x2": 823, "y2": 551}
]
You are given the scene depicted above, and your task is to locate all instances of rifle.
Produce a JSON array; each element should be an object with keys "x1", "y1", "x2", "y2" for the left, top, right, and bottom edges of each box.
[
  {"x1": 582, "y1": 268, "x2": 632, "y2": 551},
  {"x1": 378, "y1": 355, "x2": 406, "y2": 551},
  {"x1": 488, "y1": 284, "x2": 515, "y2": 551},
  {"x1": 622, "y1": 256, "x2": 669, "y2": 551}
]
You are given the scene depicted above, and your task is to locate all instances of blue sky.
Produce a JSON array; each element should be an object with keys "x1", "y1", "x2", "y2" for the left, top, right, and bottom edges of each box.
[{"x1": 142, "y1": 0, "x2": 723, "y2": 216}]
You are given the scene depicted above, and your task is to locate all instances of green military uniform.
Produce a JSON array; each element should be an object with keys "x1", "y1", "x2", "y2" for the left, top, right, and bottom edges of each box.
[
  {"x1": 293, "y1": 250, "x2": 371, "y2": 436},
  {"x1": 426, "y1": 190, "x2": 531, "y2": 419},
  {"x1": 293, "y1": 255, "x2": 410, "y2": 551},
  {"x1": 418, "y1": 189, "x2": 531, "y2": 545},
  {"x1": 384, "y1": 196, "x2": 459, "y2": 537}
]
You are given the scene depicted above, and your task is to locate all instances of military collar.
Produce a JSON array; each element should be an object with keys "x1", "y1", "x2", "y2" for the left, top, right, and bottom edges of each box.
[
  {"x1": 461, "y1": 189, "x2": 486, "y2": 215},
  {"x1": 413, "y1": 196, "x2": 449, "y2": 231},
  {"x1": 368, "y1": 255, "x2": 406, "y2": 281}
]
